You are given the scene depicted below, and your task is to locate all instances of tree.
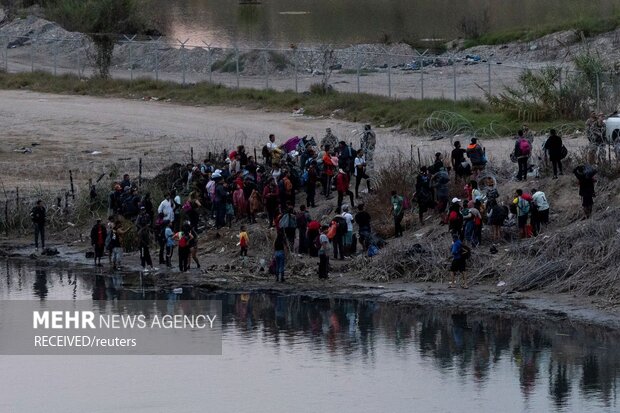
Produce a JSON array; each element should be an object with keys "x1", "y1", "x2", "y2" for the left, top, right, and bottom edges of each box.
[{"x1": 46, "y1": 0, "x2": 147, "y2": 78}]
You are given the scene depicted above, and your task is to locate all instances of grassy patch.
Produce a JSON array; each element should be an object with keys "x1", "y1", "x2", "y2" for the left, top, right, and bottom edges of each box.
[
  {"x1": 464, "y1": 13, "x2": 620, "y2": 48},
  {"x1": 0, "y1": 71, "x2": 567, "y2": 136},
  {"x1": 339, "y1": 68, "x2": 379, "y2": 76}
]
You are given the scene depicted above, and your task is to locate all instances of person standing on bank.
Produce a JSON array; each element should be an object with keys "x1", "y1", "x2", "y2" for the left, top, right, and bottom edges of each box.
[
  {"x1": 543, "y1": 129, "x2": 564, "y2": 179},
  {"x1": 90, "y1": 218, "x2": 107, "y2": 267},
  {"x1": 318, "y1": 225, "x2": 330, "y2": 279},
  {"x1": 31, "y1": 199, "x2": 46, "y2": 251},
  {"x1": 391, "y1": 190, "x2": 404, "y2": 237}
]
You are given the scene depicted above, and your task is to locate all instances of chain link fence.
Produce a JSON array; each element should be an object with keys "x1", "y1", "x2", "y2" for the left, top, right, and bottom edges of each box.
[{"x1": 1, "y1": 31, "x2": 619, "y2": 107}]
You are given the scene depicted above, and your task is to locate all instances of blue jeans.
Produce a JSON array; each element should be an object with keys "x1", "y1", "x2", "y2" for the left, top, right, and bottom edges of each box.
[{"x1": 274, "y1": 250, "x2": 285, "y2": 280}]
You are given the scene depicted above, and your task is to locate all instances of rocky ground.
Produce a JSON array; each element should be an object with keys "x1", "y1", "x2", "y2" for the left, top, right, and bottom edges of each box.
[{"x1": 2, "y1": 14, "x2": 620, "y2": 99}]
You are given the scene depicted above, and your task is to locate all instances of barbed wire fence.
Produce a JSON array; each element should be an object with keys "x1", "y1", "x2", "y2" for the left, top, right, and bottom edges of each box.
[{"x1": 1, "y1": 32, "x2": 619, "y2": 108}]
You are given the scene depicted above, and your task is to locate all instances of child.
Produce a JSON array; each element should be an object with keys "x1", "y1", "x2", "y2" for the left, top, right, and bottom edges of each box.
[{"x1": 239, "y1": 225, "x2": 249, "y2": 256}]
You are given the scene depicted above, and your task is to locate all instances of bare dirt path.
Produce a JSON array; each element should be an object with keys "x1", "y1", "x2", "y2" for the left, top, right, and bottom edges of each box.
[{"x1": 0, "y1": 89, "x2": 588, "y2": 195}]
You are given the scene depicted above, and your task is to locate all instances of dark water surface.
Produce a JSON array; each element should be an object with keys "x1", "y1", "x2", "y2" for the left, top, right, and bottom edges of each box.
[
  {"x1": 155, "y1": 0, "x2": 618, "y2": 45},
  {"x1": 0, "y1": 260, "x2": 618, "y2": 412}
]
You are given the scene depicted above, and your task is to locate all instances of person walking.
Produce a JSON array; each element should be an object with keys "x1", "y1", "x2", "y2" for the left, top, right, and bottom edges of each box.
[
  {"x1": 341, "y1": 205, "x2": 354, "y2": 254},
  {"x1": 138, "y1": 223, "x2": 156, "y2": 273},
  {"x1": 262, "y1": 178, "x2": 280, "y2": 228},
  {"x1": 321, "y1": 145, "x2": 336, "y2": 198},
  {"x1": 318, "y1": 225, "x2": 330, "y2": 279},
  {"x1": 176, "y1": 223, "x2": 193, "y2": 272},
  {"x1": 391, "y1": 190, "x2": 404, "y2": 237},
  {"x1": 449, "y1": 233, "x2": 469, "y2": 289},
  {"x1": 354, "y1": 150, "x2": 371, "y2": 198},
  {"x1": 513, "y1": 189, "x2": 531, "y2": 238},
  {"x1": 515, "y1": 130, "x2": 532, "y2": 181},
  {"x1": 360, "y1": 124, "x2": 376, "y2": 172},
  {"x1": 90, "y1": 218, "x2": 107, "y2": 267},
  {"x1": 109, "y1": 221, "x2": 127, "y2": 271},
  {"x1": 336, "y1": 168, "x2": 354, "y2": 212},
  {"x1": 466, "y1": 138, "x2": 486, "y2": 178},
  {"x1": 273, "y1": 229, "x2": 287, "y2": 282},
  {"x1": 164, "y1": 221, "x2": 175, "y2": 268},
  {"x1": 577, "y1": 168, "x2": 596, "y2": 219},
  {"x1": 354, "y1": 204, "x2": 371, "y2": 251},
  {"x1": 30, "y1": 200, "x2": 46, "y2": 251},
  {"x1": 296, "y1": 205, "x2": 310, "y2": 254},
  {"x1": 531, "y1": 188, "x2": 550, "y2": 235},
  {"x1": 305, "y1": 161, "x2": 318, "y2": 208},
  {"x1": 239, "y1": 225, "x2": 249, "y2": 257},
  {"x1": 543, "y1": 129, "x2": 564, "y2": 179}
]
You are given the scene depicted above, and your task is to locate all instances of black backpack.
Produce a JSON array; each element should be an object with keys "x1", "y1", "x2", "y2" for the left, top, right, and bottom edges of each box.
[{"x1": 333, "y1": 216, "x2": 347, "y2": 235}]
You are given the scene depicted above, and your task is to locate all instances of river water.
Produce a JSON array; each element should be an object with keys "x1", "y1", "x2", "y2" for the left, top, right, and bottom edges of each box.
[
  {"x1": 155, "y1": 0, "x2": 617, "y2": 46},
  {"x1": 0, "y1": 260, "x2": 618, "y2": 412}
]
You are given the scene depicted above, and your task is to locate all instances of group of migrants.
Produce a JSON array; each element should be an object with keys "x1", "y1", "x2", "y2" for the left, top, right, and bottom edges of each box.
[
  {"x1": 30, "y1": 116, "x2": 607, "y2": 285},
  {"x1": 411, "y1": 122, "x2": 600, "y2": 289},
  {"x1": 83, "y1": 125, "x2": 378, "y2": 278}
]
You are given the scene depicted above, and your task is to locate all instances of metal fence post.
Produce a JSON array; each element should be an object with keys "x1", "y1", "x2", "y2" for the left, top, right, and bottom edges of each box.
[
  {"x1": 178, "y1": 38, "x2": 189, "y2": 85},
  {"x1": 124, "y1": 35, "x2": 137, "y2": 81},
  {"x1": 596, "y1": 73, "x2": 600, "y2": 113},
  {"x1": 487, "y1": 59, "x2": 491, "y2": 96},
  {"x1": 293, "y1": 46, "x2": 298, "y2": 92},
  {"x1": 203, "y1": 41, "x2": 213, "y2": 83},
  {"x1": 30, "y1": 36, "x2": 36, "y2": 73},
  {"x1": 452, "y1": 53, "x2": 457, "y2": 101},
  {"x1": 356, "y1": 48, "x2": 361, "y2": 94},
  {"x1": 235, "y1": 46, "x2": 240, "y2": 89},
  {"x1": 386, "y1": 49, "x2": 392, "y2": 98},
  {"x1": 53, "y1": 35, "x2": 58, "y2": 75},
  {"x1": 263, "y1": 46, "x2": 269, "y2": 89},
  {"x1": 76, "y1": 49, "x2": 81, "y2": 79},
  {"x1": 151, "y1": 36, "x2": 161, "y2": 81},
  {"x1": 417, "y1": 49, "x2": 428, "y2": 99},
  {"x1": 2, "y1": 35, "x2": 7, "y2": 73}
]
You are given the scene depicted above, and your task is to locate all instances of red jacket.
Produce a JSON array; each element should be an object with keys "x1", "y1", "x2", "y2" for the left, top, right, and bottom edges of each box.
[{"x1": 336, "y1": 172, "x2": 350, "y2": 192}]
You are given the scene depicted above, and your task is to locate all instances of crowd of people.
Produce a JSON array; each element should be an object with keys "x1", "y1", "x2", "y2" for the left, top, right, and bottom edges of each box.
[{"x1": 28, "y1": 118, "x2": 606, "y2": 286}]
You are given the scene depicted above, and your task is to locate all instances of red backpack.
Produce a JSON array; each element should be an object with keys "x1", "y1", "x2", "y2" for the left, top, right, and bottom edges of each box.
[{"x1": 519, "y1": 139, "x2": 532, "y2": 156}]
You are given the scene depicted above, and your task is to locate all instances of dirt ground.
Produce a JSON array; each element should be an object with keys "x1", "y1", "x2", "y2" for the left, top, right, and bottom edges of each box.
[
  {"x1": 1, "y1": 89, "x2": 617, "y2": 328},
  {"x1": 0, "y1": 89, "x2": 590, "y2": 194}
]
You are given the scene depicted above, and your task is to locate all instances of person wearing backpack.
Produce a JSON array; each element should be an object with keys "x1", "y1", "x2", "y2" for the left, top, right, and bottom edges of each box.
[
  {"x1": 391, "y1": 190, "x2": 405, "y2": 237},
  {"x1": 278, "y1": 206, "x2": 297, "y2": 251},
  {"x1": 515, "y1": 130, "x2": 532, "y2": 181},
  {"x1": 543, "y1": 129, "x2": 564, "y2": 179},
  {"x1": 176, "y1": 223, "x2": 194, "y2": 272},
  {"x1": 449, "y1": 233, "x2": 470, "y2": 289},
  {"x1": 336, "y1": 168, "x2": 355, "y2": 213},
  {"x1": 513, "y1": 189, "x2": 531, "y2": 238},
  {"x1": 318, "y1": 225, "x2": 330, "y2": 279},
  {"x1": 307, "y1": 219, "x2": 321, "y2": 257},
  {"x1": 531, "y1": 188, "x2": 550, "y2": 235},
  {"x1": 331, "y1": 215, "x2": 347, "y2": 260}
]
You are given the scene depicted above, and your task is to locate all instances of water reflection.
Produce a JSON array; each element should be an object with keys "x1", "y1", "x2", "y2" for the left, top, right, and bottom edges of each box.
[
  {"x1": 208, "y1": 293, "x2": 619, "y2": 410},
  {"x1": 153, "y1": 0, "x2": 617, "y2": 45},
  {"x1": 0, "y1": 259, "x2": 618, "y2": 412}
]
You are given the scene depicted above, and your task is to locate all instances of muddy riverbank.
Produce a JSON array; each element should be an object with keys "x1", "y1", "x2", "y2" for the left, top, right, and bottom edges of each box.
[{"x1": 2, "y1": 240, "x2": 618, "y2": 331}]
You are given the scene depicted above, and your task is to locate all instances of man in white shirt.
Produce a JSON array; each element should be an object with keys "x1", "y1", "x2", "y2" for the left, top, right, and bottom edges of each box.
[
  {"x1": 264, "y1": 134, "x2": 278, "y2": 166},
  {"x1": 341, "y1": 205, "x2": 354, "y2": 252},
  {"x1": 531, "y1": 188, "x2": 550, "y2": 235},
  {"x1": 354, "y1": 149, "x2": 370, "y2": 198},
  {"x1": 157, "y1": 193, "x2": 175, "y2": 223}
]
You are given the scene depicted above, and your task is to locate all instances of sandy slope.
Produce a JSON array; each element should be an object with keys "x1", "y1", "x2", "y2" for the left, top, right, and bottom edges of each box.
[{"x1": 0, "y1": 89, "x2": 588, "y2": 196}]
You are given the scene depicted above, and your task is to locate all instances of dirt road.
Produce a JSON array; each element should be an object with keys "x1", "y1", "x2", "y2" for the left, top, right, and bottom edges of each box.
[{"x1": 0, "y1": 89, "x2": 588, "y2": 195}]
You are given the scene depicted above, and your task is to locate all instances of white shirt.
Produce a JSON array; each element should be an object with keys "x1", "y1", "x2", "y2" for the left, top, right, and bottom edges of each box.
[
  {"x1": 354, "y1": 156, "x2": 365, "y2": 177},
  {"x1": 532, "y1": 191, "x2": 550, "y2": 211},
  {"x1": 266, "y1": 141, "x2": 278, "y2": 151},
  {"x1": 342, "y1": 212, "x2": 354, "y2": 232},
  {"x1": 157, "y1": 199, "x2": 174, "y2": 222}
]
